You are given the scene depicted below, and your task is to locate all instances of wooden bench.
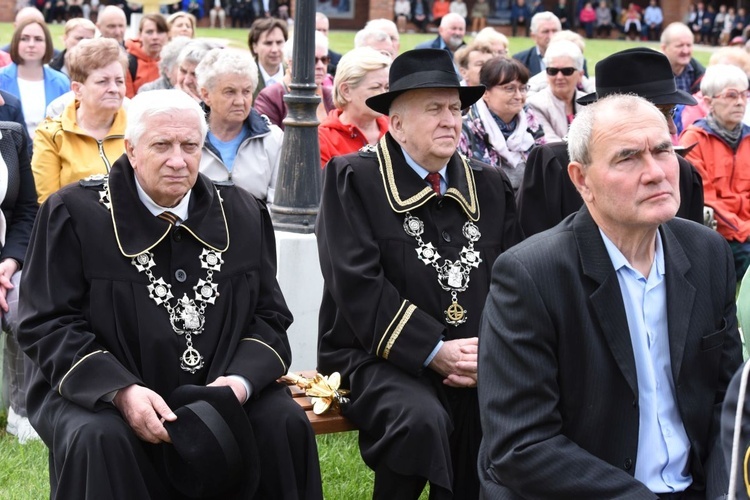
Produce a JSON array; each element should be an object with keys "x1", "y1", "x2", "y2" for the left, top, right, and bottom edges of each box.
[{"x1": 282, "y1": 370, "x2": 357, "y2": 435}]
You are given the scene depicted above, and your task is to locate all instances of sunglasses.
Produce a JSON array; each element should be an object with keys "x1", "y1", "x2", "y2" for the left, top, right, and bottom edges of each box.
[
  {"x1": 315, "y1": 56, "x2": 331, "y2": 65},
  {"x1": 545, "y1": 67, "x2": 577, "y2": 76}
]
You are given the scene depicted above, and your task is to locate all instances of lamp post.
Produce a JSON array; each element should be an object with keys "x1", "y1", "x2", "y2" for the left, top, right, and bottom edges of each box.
[{"x1": 270, "y1": 0, "x2": 322, "y2": 234}]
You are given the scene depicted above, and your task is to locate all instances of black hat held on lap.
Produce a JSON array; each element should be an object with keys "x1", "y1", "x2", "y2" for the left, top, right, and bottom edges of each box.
[
  {"x1": 163, "y1": 385, "x2": 259, "y2": 499},
  {"x1": 366, "y1": 48, "x2": 486, "y2": 115},
  {"x1": 577, "y1": 47, "x2": 698, "y2": 106}
]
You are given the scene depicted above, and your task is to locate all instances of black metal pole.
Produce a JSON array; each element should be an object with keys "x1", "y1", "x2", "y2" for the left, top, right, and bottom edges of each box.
[{"x1": 270, "y1": 0, "x2": 322, "y2": 233}]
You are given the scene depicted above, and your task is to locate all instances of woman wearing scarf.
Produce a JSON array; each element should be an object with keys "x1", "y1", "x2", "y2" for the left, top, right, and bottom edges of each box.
[
  {"x1": 459, "y1": 56, "x2": 545, "y2": 194},
  {"x1": 680, "y1": 64, "x2": 750, "y2": 280}
]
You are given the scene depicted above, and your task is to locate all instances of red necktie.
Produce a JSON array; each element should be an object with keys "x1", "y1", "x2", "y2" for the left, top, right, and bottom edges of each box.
[{"x1": 425, "y1": 172, "x2": 441, "y2": 196}]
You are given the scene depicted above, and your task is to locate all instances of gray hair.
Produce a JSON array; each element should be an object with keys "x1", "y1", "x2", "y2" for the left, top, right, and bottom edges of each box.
[
  {"x1": 125, "y1": 89, "x2": 207, "y2": 146},
  {"x1": 530, "y1": 12, "x2": 561, "y2": 34},
  {"x1": 283, "y1": 31, "x2": 329, "y2": 66},
  {"x1": 354, "y1": 28, "x2": 391, "y2": 49},
  {"x1": 333, "y1": 47, "x2": 391, "y2": 109},
  {"x1": 177, "y1": 39, "x2": 219, "y2": 67},
  {"x1": 700, "y1": 64, "x2": 749, "y2": 97},
  {"x1": 568, "y1": 94, "x2": 665, "y2": 166},
  {"x1": 158, "y1": 36, "x2": 191, "y2": 76},
  {"x1": 543, "y1": 39, "x2": 584, "y2": 70},
  {"x1": 440, "y1": 12, "x2": 466, "y2": 28},
  {"x1": 196, "y1": 47, "x2": 259, "y2": 93}
]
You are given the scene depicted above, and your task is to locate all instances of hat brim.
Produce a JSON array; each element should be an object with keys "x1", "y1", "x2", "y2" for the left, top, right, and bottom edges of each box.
[
  {"x1": 577, "y1": 88, "x2": 698, "y2": 107},
  {"x1": 163, "y1": 385, "x2": 260, "y2": 499},
  {"x1": 366, "y1": 84, "x2": 486, "y2": 115}
]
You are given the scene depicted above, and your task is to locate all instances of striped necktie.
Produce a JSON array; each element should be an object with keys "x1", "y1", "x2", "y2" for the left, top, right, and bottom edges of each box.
[{"x1": 157, "y1": 211, "x2": 181, "y2": 226}]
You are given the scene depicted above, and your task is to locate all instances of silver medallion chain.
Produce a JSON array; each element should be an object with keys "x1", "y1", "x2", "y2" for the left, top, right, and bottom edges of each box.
[
  {"x1": 132, "y1": 248, "x2": 224, "y2": 373},
  {"x1": 403, "y1": 212, "x2": 482, "y2": 326}
]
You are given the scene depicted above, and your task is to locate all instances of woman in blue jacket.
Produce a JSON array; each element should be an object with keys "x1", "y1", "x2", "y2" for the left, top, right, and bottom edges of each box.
[{"x1": 0, "y1": 19, "x2": 69, "y2": 139}]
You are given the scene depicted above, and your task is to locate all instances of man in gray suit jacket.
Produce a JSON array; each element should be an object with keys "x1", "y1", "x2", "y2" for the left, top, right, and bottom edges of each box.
[{"x1": 478, "y1": 94, "x2": 743, "y2": 499}]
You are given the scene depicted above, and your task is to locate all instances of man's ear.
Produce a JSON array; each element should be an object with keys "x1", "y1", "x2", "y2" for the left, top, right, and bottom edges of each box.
[
  {"x1": 124, "y1": 139, "x2": 136, "y2": 167},
  {"x1": 568, "y1": 161, "x2": 592, "y2": 202},
  {"x1": 389, "y1": 112, "x2": 404, "y2": 142}
]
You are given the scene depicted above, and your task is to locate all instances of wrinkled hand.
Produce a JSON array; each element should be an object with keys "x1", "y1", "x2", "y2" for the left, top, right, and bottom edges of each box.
[
  {"x1": 428, "y1": 337, "x2": 478, "y2": 388},
  {"x1": 0, "y1": 258, "x2": 19, "y2": 313},
  {"x1": 208, "y1": 376, "x2": 248, "y2": 404},
  {"x1": 113, "y1": 384, "x2": 176, "y2": 444}
]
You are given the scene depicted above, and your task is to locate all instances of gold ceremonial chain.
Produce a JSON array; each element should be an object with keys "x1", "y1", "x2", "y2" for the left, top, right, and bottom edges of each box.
[
  {"x1": 281, "y1": 372, "x2": 350, "y2": 415},
  {"x1": 403, "y1": 213, "x2": 482, "y2": 326}
]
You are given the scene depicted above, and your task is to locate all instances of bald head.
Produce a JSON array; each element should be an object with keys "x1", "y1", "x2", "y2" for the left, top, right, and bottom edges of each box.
[
  {"x1": 97, "y1": 6, "x2": 127, "y2": 45},
  {"x1": 14, "y1": 7, "x2": 44, "y2": 28}
]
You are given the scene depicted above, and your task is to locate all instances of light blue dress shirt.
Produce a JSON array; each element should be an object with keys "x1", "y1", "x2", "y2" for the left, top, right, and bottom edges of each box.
[
  {"x1": 600, "y1": 230, "x2": 692, "y2": 494},
  {"x1": 402, "y1": 147, "x2": 448, "y2": 365}
]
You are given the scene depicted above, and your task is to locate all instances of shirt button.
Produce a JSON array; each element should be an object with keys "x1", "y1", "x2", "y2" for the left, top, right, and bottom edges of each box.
[
  {"x1": 442, "y1": 231, "x2": 451, "y2": 242},
  {"x1": 175, "y1": 269, "x2": 187, "y2": 282}
]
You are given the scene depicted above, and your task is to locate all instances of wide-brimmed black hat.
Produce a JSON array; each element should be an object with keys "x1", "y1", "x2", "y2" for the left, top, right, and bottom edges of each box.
[
  {"x1": 366, "y1": 48, "x2": 486, "y2": 115},
  {"x1": 577, "y1": 48, "x2": 697, "y2": 106},
  {"x1": 163, "y1": 385, "x2": 260, "y2": 499}
]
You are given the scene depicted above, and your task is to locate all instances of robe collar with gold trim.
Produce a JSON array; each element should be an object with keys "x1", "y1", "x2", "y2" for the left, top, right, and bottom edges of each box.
[
  {"x1": 376, "y1": 133, "x2": 480, "y2": 221},
  {"x1": 107, "y1": 154, "x2": 230, "y2": 258}
]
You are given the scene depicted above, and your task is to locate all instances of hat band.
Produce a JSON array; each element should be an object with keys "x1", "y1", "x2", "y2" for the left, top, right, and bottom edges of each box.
[
  {"x1": 391, "y1": 70, "x2": 460, "y2": 92},
  {"x1": 596, "y1": 78, "x2": 678, "y2": 98},
  {"x1": 184, "y1": 400, "x2": 242, "y2": 476}
]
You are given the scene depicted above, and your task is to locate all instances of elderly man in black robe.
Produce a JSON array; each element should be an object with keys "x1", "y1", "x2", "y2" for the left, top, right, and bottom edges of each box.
[
  {"x1": 18, "y1": 89, "x2": 323, "y2": 500},
  {"x1": 316, "y1": 48, "x2": 523, "y2": 500}
]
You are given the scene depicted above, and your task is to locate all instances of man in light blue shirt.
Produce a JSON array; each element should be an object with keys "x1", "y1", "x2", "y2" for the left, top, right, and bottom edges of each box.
[{"x1": 478, "y1": 94, "x2": 742, "y2": 499}]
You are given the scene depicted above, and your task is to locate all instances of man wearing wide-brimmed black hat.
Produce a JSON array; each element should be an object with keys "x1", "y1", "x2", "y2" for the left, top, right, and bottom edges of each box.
[
  {"x1": 316, "y1": 48, "x2": 523, "y2": 499},
  {"x1": 517, "y1": 47, "x2": 707, "y2": 237}
]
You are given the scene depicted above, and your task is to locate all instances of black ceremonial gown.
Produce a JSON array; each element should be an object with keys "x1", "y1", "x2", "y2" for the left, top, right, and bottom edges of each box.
[
  {"x1": 18, "y1": 155, "x2": 322, "y2": 500},
  {"x1": 316, "y1": 134, "x2": 523, "y2": 498}
]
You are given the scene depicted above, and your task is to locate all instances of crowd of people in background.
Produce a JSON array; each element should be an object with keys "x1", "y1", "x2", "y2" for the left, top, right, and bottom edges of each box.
[{"x1": 2, "y1": 1, "x2": 750, "y2": 498}]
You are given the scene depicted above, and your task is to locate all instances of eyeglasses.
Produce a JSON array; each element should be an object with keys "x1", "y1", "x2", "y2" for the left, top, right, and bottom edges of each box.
[
  {"x1": 314, "y1": 56, "x2": 331, "y2": 65},
  {"x1": 497, "y1": 84, "x2": 530, "y2": 94},
  {"x1": 545, "y1": 67, "x2": 577, "y2": 77},
  {"x1": 656, "y1": 105, "x2": 677, "y2": 120},
  {"x1": 713, "y1": 89, "x2": 750, "y2": 100}
]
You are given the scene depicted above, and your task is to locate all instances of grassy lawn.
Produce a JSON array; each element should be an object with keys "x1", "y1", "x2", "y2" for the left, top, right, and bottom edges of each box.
[
  {"x1": 0, "y1": 412, "x2": 385, "y2": 499},
  {"x1": 0, "y1": 22, "x2": 715, "y2": 499}
]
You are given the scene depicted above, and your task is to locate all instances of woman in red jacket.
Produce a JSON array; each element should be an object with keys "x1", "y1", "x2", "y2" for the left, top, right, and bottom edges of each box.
[{"x1": 318, "y1": 47, "x2": 391, "y2": 168}]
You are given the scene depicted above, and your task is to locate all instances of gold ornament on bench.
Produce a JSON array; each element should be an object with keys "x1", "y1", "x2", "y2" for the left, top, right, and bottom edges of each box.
[{"x1": 282, "y1": 372, "x2": 350, "y2": 415}]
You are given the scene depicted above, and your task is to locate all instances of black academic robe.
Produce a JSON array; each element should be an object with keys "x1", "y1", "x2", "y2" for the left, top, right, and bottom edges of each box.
[
  {"x1": 316, "y1": 133, "x2": 523, "y2": 496},
  {"x1": 18, "y1": 155, "x2": 322, "y2": 499}
]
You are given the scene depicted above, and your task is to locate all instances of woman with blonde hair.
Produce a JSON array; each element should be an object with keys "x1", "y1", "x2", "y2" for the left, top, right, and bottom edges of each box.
[
  {"x1": 318, "y1": 47, "x2": 391, "y2": 167},
  {"x1": 167, "y1": 11, "x2": 196, "y2": 39},
  {"x1": 32, "y1": 38, "x2": 127, "y2": 204},
  {"x1": 49, "y1": 18, "x2": 96, "y2": 77}
]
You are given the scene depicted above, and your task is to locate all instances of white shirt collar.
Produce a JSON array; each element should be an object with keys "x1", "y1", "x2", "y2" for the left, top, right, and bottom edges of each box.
[{"x1": 134, "y1": 175, "x2": 191, "y2": 223}]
